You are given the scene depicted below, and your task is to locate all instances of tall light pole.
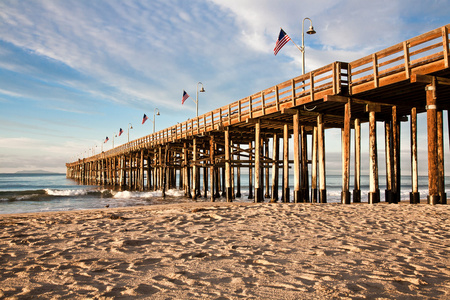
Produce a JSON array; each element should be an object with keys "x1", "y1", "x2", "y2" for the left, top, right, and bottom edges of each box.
[
  {"x1": 149, "y1": 108, "x2": 160, "y2": 134},
  {"x1": 112, "y1": 133, "x2": 117, "y2": 148},
  {"x1": 195, "y1": 82, "x2": 205, "y2": 118},
  {"x1": 127, "y1": 123, "x2": 133, "y2": 143},
  {"x1": 301, "y1": 17, "x2": 316, "y2": 75}
]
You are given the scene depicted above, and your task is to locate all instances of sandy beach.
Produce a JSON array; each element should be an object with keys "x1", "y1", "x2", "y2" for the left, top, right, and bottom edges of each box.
[{"x1": 1, "y1": 201, "x2": 449, "y2": 299}]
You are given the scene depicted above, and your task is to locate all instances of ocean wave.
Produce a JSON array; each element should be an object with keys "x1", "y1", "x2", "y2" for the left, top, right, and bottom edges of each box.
[
  {"x1": 45, "y1": 189, "x2": 88, "y2": 196},
  {"x1": 165, "y1": 189, "x2": 186, "y2": 197},
  {"x1": 113, "y1": 190, "x2": 161, "y2": 199},
  {"x1": 112, "y1": 189, "x2": 188, "y2": 199}
]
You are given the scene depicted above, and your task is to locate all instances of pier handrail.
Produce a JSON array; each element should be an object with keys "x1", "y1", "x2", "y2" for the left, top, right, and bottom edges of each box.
[
  {"x1": 67, "y1": 24, "x2": 450, "y2": 167},
  {"x1": 349, "y1": 25, "x2": 449, "y2": 94}
]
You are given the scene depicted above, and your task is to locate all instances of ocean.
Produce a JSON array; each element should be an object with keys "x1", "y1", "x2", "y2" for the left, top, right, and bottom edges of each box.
[{"x1": 0, "y1": 172, "x2": 442, "y2": 215}]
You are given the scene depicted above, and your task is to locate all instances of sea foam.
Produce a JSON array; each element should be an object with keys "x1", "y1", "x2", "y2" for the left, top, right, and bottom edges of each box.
[{"x1": 45, "y1": 189, "x2": 87, "y2": 196}]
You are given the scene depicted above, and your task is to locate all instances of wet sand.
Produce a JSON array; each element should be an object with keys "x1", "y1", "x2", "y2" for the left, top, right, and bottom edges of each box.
[{"x1": 1, "y1": 201, "x2": 449, "y2": 299}]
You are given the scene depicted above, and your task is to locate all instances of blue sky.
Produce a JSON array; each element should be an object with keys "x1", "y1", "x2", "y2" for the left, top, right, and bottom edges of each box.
[{"x1": 0, "y1": 0, "x2": 449, "y2": 173}]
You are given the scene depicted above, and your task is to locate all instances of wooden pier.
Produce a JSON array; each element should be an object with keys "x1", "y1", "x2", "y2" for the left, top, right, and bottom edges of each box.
[{"x1": 67, "y1": 24, "x2": 450, "y2": 205}]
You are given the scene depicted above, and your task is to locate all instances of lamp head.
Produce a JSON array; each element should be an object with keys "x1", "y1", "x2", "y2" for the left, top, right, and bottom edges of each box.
[
  {"x1": 200, "y1": 87, "x2": 205, "y2": 93},
  {"x1": 306, "y1": 25, "x2": 316, "y2": 35},
  {"x1": 130, "y1": 125, "x2": 133, "y2": 129},
  {"x1": 156, "y1": 111, "x2": 160, "y2": 116}
]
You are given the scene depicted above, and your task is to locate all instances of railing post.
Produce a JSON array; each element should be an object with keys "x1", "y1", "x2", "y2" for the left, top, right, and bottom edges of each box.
[{"x1": 442, "y1": 26, "x2": 449, "y2": 68}]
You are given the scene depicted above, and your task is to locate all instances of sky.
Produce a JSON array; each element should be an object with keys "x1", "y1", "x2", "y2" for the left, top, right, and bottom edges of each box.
[{"x1": 0, "y1": 0, "x2": 449, "y2": 174}]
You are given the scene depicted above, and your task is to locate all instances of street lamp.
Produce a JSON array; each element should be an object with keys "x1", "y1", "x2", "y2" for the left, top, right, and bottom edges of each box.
[
  {"x1": 194, "y1": 82, "x2": 205, "y2": 118},
  {"x1": 128, "y1": 123, "x2": 133, "y2": 143},
  {"x1": 147, "y1": 108, "x2": 160, "y2": 134},
  {"x1": 301, "y1": 17, "x2": 316, "y2": 75},
  {"x1": 112, "y1": 133, "x2": 117, "y2": 148}
]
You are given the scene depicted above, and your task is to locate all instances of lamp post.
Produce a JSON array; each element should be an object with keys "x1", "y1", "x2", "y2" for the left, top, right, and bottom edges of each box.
[
  {"x1": 112, "y1": 133, "x2": 117, "y2": 148},
  {"x1": 301, "y1": 17, "x2": 316, "y2": 75},
  {"x1": 127, "y1": 123, "x2": 133, "y2": 143},
  {"x1": 195, "y1": 82, "x2": 205, "y2": 118},
  {"x1": 153, "y1": 108, "x2": 160, "y2": 133},
  {"x1": 147, "y1": 108, "x2": 160, "y2": 134}
]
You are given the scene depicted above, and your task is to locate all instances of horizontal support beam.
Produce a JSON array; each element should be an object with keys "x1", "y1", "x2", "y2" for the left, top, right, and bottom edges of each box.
[
  {"x1": 411, "y1": 74, "x2": 450, "y2": 86},
  {"x1": 324, "y1": 95, "x2": 394, "y2": 107}
]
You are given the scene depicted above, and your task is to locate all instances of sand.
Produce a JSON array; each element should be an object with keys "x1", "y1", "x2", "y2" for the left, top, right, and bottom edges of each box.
[{"x1": 0, "y1": 201, "x2": 449, "y2": 299}]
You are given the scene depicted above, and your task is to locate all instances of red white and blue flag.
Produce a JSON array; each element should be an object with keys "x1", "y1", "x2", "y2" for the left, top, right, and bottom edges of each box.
[
  {"x1": 142, "y1": 114, "x2": 149, "y2": 124},
  {"x1": 182, "y1": 90, "x2": 190, "y2": 105},
  {"x1": 104, "y1": 136, "x2": 109, "y2": 143},
  {"x1": 274, "y1": 28, "x2": 291, "y2": 56},
  {"x1": 118, "y1": 128, "x2": 124, "y2": 136}
]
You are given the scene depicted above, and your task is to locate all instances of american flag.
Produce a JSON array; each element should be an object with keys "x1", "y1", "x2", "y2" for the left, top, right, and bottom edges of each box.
[
  {"x1": 142, "y1": 114, "x2": 149, "y2": 124},
  {"x1": 118, "y1": 128, "x2": 124, "y2": 136},
  {"x1": 274, "y1": 28, "x2": 291, "y2": 56},
  {"x1": 104, "y1": 136, "x2": 109, "y2": 143},
  {"x1": 182, "y1": 90, "x2": 190, "y2": 105}
]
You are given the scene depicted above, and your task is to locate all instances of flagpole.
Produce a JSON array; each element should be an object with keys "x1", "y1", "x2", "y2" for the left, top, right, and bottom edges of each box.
[{"x1": 288, "y1": 36, "x2": 303, "y2": 54}]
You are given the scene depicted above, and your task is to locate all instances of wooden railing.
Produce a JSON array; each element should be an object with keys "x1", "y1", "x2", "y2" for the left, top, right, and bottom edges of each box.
[
  {"x1": 349, "y1": 25, "x2": 449, "y2": 94},
  {"x1": 67, "y1": 24, "x2": 449, "y2": 167}
]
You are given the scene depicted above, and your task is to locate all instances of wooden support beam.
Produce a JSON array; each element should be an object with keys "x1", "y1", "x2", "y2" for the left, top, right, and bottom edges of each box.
[
  {"x1": 271, "y1": 133, "x2": 279, "y2": 202},
  {"x1": 301, "y1": 126, "x2": 309, "y2": 202},
  {"x1": 139, "y1": 149, "x2": 144, "y2": 191},
  {"x1": 293, "y1": 111, "x2": 301, "y2": 203},
  {"x1": 411, "y1": 74, "x2": 450, "y2": 86},
  {"x1": 385, "y1": 121, "x2": 394, "y2": 203},
  {"x1": 248, "y1": 141, "x2": 254, "y2": 200},
  {"x1": 224, "y1": 129, "x2": 232, "y2": 202},
  {"x1": 410, "y1": 107, "x2": 420, "y2": 204},
  {"x1": 311, "y1": 126, "x2": 318, "y2": 203},
  {"x1": 235, "y1": 148, "x2": 241, "y2": 198},
  {"x1": 324, "y1": 95, "x2": 395, "y2": 107},
  {"x1": 264, "y1": 139, "x2": 270, "y2": 198},
  {"x1": 162, "y1": 145, "x2": 169, "y2": 198},
  {"x1": 341, "y1": 100, "x2": 351, "y2": 204},
  {"x1": 318, "y1": 114, "x2": 327, "y2": 203},
  {"x1": 353, "y1": 118, "x2": 361, "y2": 203},
  {"x1": 129, "y1": 155, "x2": 133, "y2": 188},
  {"x1": 366, "y1": 104, "x2": 382, "y2": 113},
  {"x1": 437, "y1": 110, "x2": 447, "y2": 204},
  {"x1": 153, "y1": 151, "x2": 157, "y2": 191},
  {"x1": 158, "y1": 147, "x2": 162, "y2": 190},
  {"x1": 283, "y1": 124, "x2": 290, "y2": 203},
  {"x1": 368, "y1": 110, "x2": 380, "y2": 204},
  {"x1": 246, "y1": 119, "x2": 291, "y2": 126},
  {"x1": 147, "y1": 154, "x2": 151, "y2": 190},
  {"x1": 193, "y1": 138, "x2": 199, "y2": 200},
  {"x1": 184, "y1": 143, "x2": 191, "y2": 198},
  {"x1": 281, "y1": 108, "x2": 298, "y2": 115},
  {"x1": 119, "y1": 156, "x2": 124, "y2": 187},
  {"x1": 254, "y1": 121, "x2": 263, "y2": 203},
  {"x1": 392, "y1": 106, "x2": 400, "y2": 204},
  {"x1": 203, "y1": 161, "x2": 208, "y2": 198},
  {"x1": 214, "y1": 143, "x2": 220, "y2": 198},
  {"x1": 426, "y1": 79, "x2": 440, "y2": 204}
]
